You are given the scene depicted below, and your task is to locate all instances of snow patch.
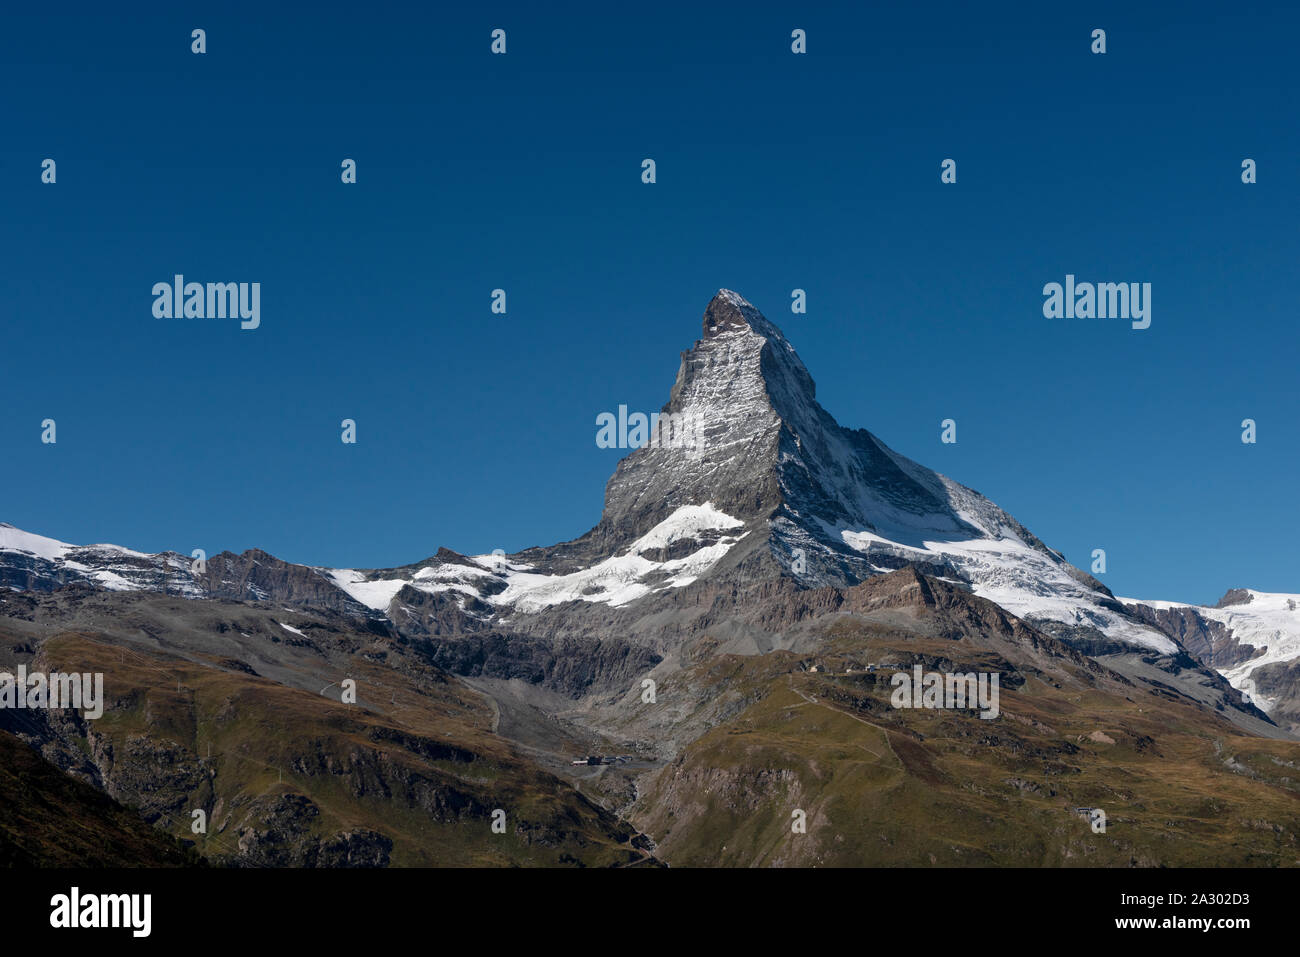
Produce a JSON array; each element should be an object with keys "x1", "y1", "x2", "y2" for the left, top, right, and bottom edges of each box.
[
  {"x1": 493, "y1": 504, "x2": 747, "y2": 613},
  {"x1": 325, "y1": 569, "x2": 409, "y2": 611}
]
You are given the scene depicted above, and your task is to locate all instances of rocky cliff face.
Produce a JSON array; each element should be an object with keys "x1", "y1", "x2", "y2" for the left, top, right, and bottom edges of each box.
[
  {"x1": 1125, "y1": 600, "x2": 1257, "y2": 668},
  {"x1": 197, "y1": 549, "x2": 381, "y2": 620},
  {"x1": 0, "y1": 728, "x2": 202, "y2": 867},
  {"x1": 1251, "y1": 658, "x2": 1300, "y2": 734},
  {"x1": 593, "y1": 292, "x2": 790, "y2": 554}
]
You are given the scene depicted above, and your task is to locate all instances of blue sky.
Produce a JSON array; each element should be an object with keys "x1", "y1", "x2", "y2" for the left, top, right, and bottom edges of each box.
[{"x1": 1, "y1": 1, "x2": 1295, "y2": 605}]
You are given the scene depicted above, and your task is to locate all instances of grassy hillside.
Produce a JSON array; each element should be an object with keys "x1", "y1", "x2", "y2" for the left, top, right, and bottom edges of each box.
[
  {"x1": 633, "y1": 618, "x2": 1300, "y2": 866},
  {"x1": 2, "y1": 609, "x2": 656, "y2": 867},
  {"x1": 0, "y1": 729, "x2": 202, "y2": 867}
]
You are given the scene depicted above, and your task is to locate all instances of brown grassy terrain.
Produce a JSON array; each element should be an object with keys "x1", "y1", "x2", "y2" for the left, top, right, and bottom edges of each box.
[
  {"x1": 633, "y1": 617, "x2": 1300, "y2": 866},
  {"x1": 3, "y1": 618, "x2": 656, "y2": 867}
]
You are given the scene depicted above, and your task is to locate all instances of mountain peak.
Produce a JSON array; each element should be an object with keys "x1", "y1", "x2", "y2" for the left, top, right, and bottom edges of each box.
[
  {"x1": 1216, "y1": 588, "x2": 1256, "y2": 608},
  {"x1": 592, "y1": 292, "x2": 1139, "y2": 624},
  {"x1": 701, "y1": 288, "x2": 788, "y2": 346},
  {"x1": 693, "y1": 289, "x2": 816, "y2": 409},
  {"x1": 703, "y1": 288, "x2": 760, "y2": 337}
]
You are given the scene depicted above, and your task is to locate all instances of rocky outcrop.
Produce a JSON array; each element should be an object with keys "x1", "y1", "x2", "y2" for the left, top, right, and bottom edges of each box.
[
  {"x1": 199, "y1": 549, "x2": 377, "y2": 618},
  {"x1": 1125, "y1": 601, "x2": 1259, "y2": 669},
  {"x1": 1251, "y1": 659, "x2": 1300, "y2": 733},
  {"x1": 0, "y1": 729, "x2": 202, "y2": 867},
  {"x1": 416, "y1": 630, "x2": 662, "y2": 697}
]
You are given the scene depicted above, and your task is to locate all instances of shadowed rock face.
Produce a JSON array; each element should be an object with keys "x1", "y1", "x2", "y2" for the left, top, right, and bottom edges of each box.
[
  {"x1": 1252, "y1": 659, "x2": 1300, "y2": 733},
  {"x1": 1126, "y1": 601, "x2": 1260, "y2": 669},
  {"x1": 197, "y1": 549, "x2": 380, "y2": 619},
  {"x1": 417, "y1": 630, "x2": 663, "y2": 697},
  {"x1": 0, "y1": 729, "x2": 202, "y2": 867}
]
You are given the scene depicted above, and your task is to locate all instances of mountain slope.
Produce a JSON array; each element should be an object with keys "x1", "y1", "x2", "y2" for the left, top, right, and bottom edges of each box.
[
  {"x1": 0, "y1": 591, "x2": 658, "y2": 867},
  {"x1": 626, "y1": 569, "x2": 1298, "y2": 866},
  {"x1": 1126, "y1": 589, "x2": 1300, "y2": 732},
  {"x1": 0, "y1": 728, "x2": 203, "y2": 867}
]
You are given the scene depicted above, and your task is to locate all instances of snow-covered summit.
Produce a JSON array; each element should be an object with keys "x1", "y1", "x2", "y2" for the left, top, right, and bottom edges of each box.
[
  {"x1": 326, "y1": 503, "x2": 749, "y2": 617},
  {"x1": 589, "y1": 291, "x2": 1175, "y2": 652},
  {"x1": 0, "y1": 522, "x2": 196, "y2": 593}
]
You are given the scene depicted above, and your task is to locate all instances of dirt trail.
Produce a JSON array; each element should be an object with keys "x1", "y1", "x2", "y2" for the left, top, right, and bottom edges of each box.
[{"x1": 788, "y1": 674, "x2": 901, "y2": 767}]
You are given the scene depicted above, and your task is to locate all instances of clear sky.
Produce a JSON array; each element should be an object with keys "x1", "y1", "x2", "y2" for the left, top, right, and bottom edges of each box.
[{"x1": 2, "y1": 1, "x2": 1295, "y2": 605}]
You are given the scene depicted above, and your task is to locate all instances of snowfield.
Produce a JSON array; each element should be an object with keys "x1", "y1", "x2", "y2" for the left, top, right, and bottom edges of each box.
[
  {"x1": 0, "y1": 524, "x2": 75, "y2": 562},
  {"x1": 323, "y1": 571, "x2": 411, "y2": 611},
  {"x1": 325, "y1": 504, "x2": 748, "y2": 616},
  {"x1": 485, "y1": 504, "x2": 747, "y2": 613},
  {"x1": 1120, "y1": 590, "x2": 1300, "y2": 711},
  {"x1": 0, "y1": 522, "x2": 193, "y2": 593},
  {"x1": 838, "y1": 527, "x2": 1178, "y2": 654}
]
